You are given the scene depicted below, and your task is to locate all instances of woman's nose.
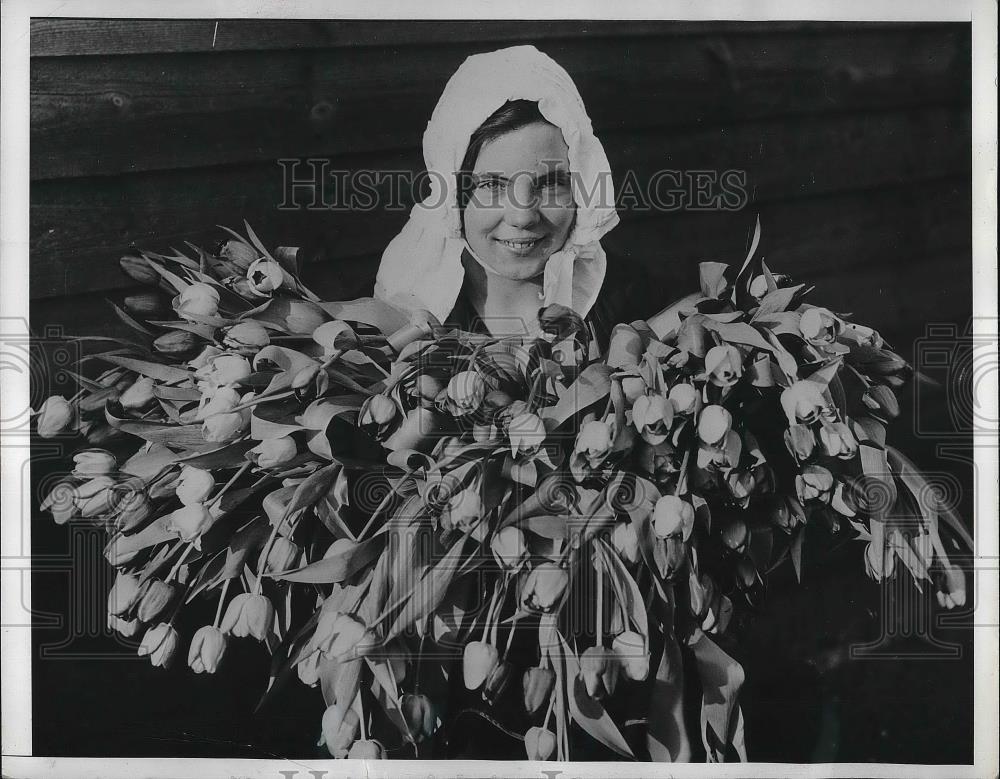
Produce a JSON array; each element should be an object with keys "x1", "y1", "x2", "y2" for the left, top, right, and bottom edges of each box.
[{"x1": 503, "y1": 177, "x2": 540, "y2": 227}]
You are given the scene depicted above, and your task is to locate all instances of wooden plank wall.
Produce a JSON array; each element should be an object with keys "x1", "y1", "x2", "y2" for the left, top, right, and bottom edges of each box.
[{"x1": 30, "y1": 19, "x2": 971, "y2": 355}]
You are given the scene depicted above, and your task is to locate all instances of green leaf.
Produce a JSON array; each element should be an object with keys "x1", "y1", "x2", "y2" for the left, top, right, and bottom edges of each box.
[
  {"x1": 281, "y1": 462, "x2": 341, "y2": 524},
  {"x1": 383, "y1": 535, "x2": 467, "y2": 641},
  {"x1": 175, "y1": 439, "x2": 257, "y2": 469},
  {"x1": 596, "y1": 539, "x2": 648, "y2": 641},
  {"x1": 143, "y1": 256, "x2": 190, "y2": 294},
  {"x1": 106, "y1": 299, "x2": 157, "y2": 338},
  {"x1": 698, "y1": 262, "x2": 730, "y2": 299},
  {"x1": 539, "y1": 363, "x2": 613, "y2": 427},
  {"x1": 752, "y1": 285, "x2": 804, "y2": 319},
  {"x1": 319, "y1": 297, "x2": 411, "y2": 335}
]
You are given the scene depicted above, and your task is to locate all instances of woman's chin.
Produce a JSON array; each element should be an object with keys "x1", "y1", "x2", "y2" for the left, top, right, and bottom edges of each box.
[{"x1": 478, "y1": 255, "x2": 548, "y2": 281}]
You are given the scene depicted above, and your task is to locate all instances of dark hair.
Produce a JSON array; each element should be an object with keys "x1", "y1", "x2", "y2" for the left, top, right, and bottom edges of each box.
[{"x1": 457, "y1": 99, "x2": 547, "y2": 212}]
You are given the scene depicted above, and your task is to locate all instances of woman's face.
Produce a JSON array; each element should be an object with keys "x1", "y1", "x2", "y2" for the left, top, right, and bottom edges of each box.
[{"x1": 462, "y1": 121, "x2": 576, "y2": 281}]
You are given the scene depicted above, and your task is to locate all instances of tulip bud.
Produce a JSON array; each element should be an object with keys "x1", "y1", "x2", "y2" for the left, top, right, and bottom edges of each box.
[
  {"x1": 312, "y1": 320, "x2": 358, "y2": 354},
  {"x1": 203, "y1": 354, "x2": 252, "y2": 387},
  {"x1": 704, "y1": 344, "x2": 744, "y2": 387},
  {"x1": 108, "y1": 613, "x2": 142, "y2": 637},
  {"x1": 176, "y1": 466, "x2": 215, "y2": 505},
  {"x1": 414, "y1": 374, "x2": 448, "y2": 404},
  {"x1": 124, "y1": 292, "x2": 168, "y2": 317},
  {"x1": 347, "y1": 739, "x2": 385, "y2": 759},
  {"x1": 579, "y1": 646, "x2": 619, "y2": 700},
  {"x1": 400, "y1": 693, "x2": 437, "y2": 743},
  {"x1": 202, "y1": 411, "x2": 248, "y2": 442},
  {"x1": 137, "y1": 622, "x2": 180, "y2": 668},
  {"x1": 75, "y1": 476, "x2": 117, "y2": 518},
  {"x1": 521, "y1": 563, "x2": 569, "y2": 613},
  {"x1": 697, "y1": 405, "x2": 732, "y2": 446},
  {"x1": 611, "y1": 521, "x2": 640, "y2": 565},
  {"x1": 220, "y1": 592, "x2": 275, "y2": 640},
  {"x1": 189, "y1": 345, "x2": 223, "y2": 370},
  {"x1": 862, "y1": 384, "x2": 900, "y2": 419},
  {"x1": 107, "y1": 571, "x2": 145, "y2": 616},
  {"x1": 653, "y1": 495, "x2": 695, "y2": 541},
  {"x1": 250, "y1": 436, "x2": 297, "y2": 469},
  {"x1": 522, "y1": 666, "x2": 555, "y2": 715},
  {"x1": 606, "y1": 324, "x2": 643, "y2": 369},
  {"x1": 359, "y1": 394, "x2": 398, "y2": 428},
  {"x1": 218, "y1": 239, "x2": 258, "y2": 270},
  {"x1": 72, "y1": 449, "x2": 117, "y2": 477},
  {"x1": 864, "y1": 541, "x2": 895, "y2": 581},
  {"x1": 463, "y1": 640, "x2": 499, "y2": 690},
  {"x1": 318, "y1": 703, "x2": 348, "y2": 752},
  {"x1": 119, "y1": 377, "x2": 156, "y2": 409},
  {"x1": 799, "y1": 306, "x2": 842, "y2": 344},
  {"x1": 260, "y1": 536, "x2": 299, "y2": 574},
  {"x1": 446, "y1": 370, "x2": 487, "y2": 416},
  {"x1": 166, "y1": 503, "x2": 215, "y2": 547},
  {"x1": 571, "y1": 419, "x2": 615, "y2": 479},
  {"x1": 508, "y1": 411, "x2": 547, "y2": 457},
  {"x1": 525, "y1": 726, "x2": 557, "y2": 761},
  {"x1": 223, "y1": 321, "x2": 270, "y2": 353},
  {"x1": 36, "y1": 395, "x2": 76, "y2": 437},
  {"x1": 482, "y1": 660, "x2": 515, "y2": 706},
  {"x1": 42, "y1": 480, "x2": 80, "y2": 524},
  {"x1": 612, "y1": 630, "x2": 649, "y2": 681},
  {"x1": 119, "y1": 254, "x2": 159, "y2": 285},
  {"x1": 491, "y1": 526, "x2": 528, "y2": 569},
  {"x1": 819, "y1": 421, "x2": 859, "y2": 460},
  {"x1": 137, "y1": 579, "x2": 177, "y2": 623},
  {"x1": 780, "y1": 380, "x2": 829, "y2": 426},
  {"x1": 720, "y1": 518, "x2": 749, "y2": 552},
  {"x1": 632, "y1": 395, "x2": 674, "y2": 445},
  {"x1": 795, "y1": 465, "x2": 835, "y2": 504},
  {"x1": 668, "y1": 382, "x2": 701, "y2": 416},
  {"x1": 196, "y1": 385, "x2": 241, "y2": 421},
  {"x1": 784, "y1": 423, "x2": 816, "y2": 462},
  {"x1": 935, "y1": 563, "x2": 966, "y2": 610},
  {"x1": 188, "y1": 625, "x2": 228, "y2": 673},
  {"x1": 245, "y1": 259, "x2": 285, "y2": 297},
  {"x1": 175, "y1": 283, "x2": 220, "y2": 321},
  {"x1": 688, "y1": 571, "x2": 715, "y2": 620},
  {"x1": 620, "y1": 376, "x2": 646, "y2": 404},
  {"x1": 78, "y1": 386, "x2": 122, "y2": 413}
]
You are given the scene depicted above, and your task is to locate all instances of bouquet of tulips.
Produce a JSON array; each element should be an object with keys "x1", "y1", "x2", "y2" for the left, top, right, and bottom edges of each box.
[{"x1": 35, "y1": 220, "x2": 970, "y2": 762}]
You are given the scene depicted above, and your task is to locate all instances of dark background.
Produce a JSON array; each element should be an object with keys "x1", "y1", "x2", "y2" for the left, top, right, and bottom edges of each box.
[{"x1": 28, "y1": 18, "x2": 974, "y2": 762}]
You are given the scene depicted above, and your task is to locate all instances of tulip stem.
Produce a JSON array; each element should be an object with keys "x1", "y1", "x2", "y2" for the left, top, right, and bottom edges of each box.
[
  {"x1": 221, "y1": 389, "x2": 294, "y2": 415},
  {"x1": 482, "y1": 581, "x2": 501, "y2": 642},
  {"x1": 356, "y1": 468, "x2": 416, "y2": 542},
  {"x1": 674, "y1": 447, "x2": 691, "y2": 497},
  {"x1": 207, "y1": 461, "x2": 251, "y2": 509},
  {"x1": 543, "y1": 689, "x2": 556, "y2": 730},
  {"x1": 165, "y1": 542, "x2": 195, "y2": 583},
  {"x1": 213, "y1": 577, "x2": 231, "y2": 628},
  {"x1": 596, "y1": 560, "x2": 604, "y2": 646}
]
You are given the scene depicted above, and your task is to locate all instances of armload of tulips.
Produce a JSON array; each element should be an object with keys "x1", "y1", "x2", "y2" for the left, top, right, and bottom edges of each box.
[{"x1": 36, "y1": 221, "x2": 970, "y2": 762}]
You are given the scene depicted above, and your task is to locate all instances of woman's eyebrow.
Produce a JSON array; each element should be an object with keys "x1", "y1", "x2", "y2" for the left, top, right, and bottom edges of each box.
[{"x1": 472, "y1": 170, "x2": 571, "y2": 186}]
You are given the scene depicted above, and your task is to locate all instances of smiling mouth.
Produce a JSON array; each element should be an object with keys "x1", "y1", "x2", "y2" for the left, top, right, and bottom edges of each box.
[{"x1": 495, "y1": 237, "x2": 542, "y2": 252}]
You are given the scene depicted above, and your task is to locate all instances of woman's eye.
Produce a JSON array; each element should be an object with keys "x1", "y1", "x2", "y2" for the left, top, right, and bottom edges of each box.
[{"x1": 476, "y1": 179, "x2": 505, "y2": 192}]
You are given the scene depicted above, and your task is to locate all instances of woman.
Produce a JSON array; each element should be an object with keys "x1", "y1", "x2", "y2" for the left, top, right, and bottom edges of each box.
[{"x1": 374, "y1": 45, "x2": 627, "y2": 353}]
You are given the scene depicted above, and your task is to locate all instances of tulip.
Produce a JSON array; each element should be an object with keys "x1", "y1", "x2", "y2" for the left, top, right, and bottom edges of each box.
[
  {"x1": 218, "y1": 238, "x2": 258, "y2": 269},
  {"x1": 318, "y1": 703, "x2": 348, "y2": 752},
  {"x1": 784, "y1": 423, "x2": 816, "y2": 462},
  {"x1": 108, "y1": 614, "x2": 142, "y2": 637},
  {"x1": 720, "y1": 518, "x2": 749, "y2": 552},
  {"x1": 75, "y1": 476, "x2": 117, "y2": 518},
  {"x1": 78, "y1": 386, "x2": 122, "y2": 413},
  {"x1": 260, "y1": 536, "x2": 299, "y2": 574},
  {"x1": 220, "y1": 592, "x2": 275, "y2": 640},
  {"x1": 819, "y1": 421, "x2": 859, "y2": 459},
  {"x1": 612, "y1": 521, "x2": 640, "y2": 565},
  {"x1": 72, "y1": 449, "x2": 116, "y2": 477},
  {"x1": 795, "y1": 465, "x2": 835, "y2": 504},
  {"x1": 153, "y1": 329, "x2": 199, "y2": 357},
  {"x1": 688, "y1": 571, "x2": 715, "y2": 620},
  {"x1": 440, "y1": 489, "x2": 483, "y2": 539},
  {"x1": 668, "y1": 382, "x2": 701, "y2": 416},
  {"x1": 347, "y1": 739, "x2": 385, "y2": 759},
  {"x1": 632, "y1": 394, "x2": 674, "y2": 445},
  {"x1": 202, "y1": 411, "x2": 248, "y2": 442},
  {"x1": 383, "y1": 407, "x2": 444, "y2": 453},
  {"x1": 653, "y1": 495, "x2": 695, "y2": 541},
  {"x1": 620, "y1": 375, "x2": 646, "y2": 404},
  {"x1": 387, "y1": 309, "x2": 440, "y2": 354},
  {"x1": 606, "y1": 324, "x2": 643, "y2": 369},
  {"x1": 463, "y1": 640, "x2": 499, "y2": 690},
  {"x1": 196, "y1": 385, "x2": 241, "y2": 421},
  {"x1": 199, "y1": 353, "x2": 252, "y2": 387},
  {"x1": 137, "y1": 579, "x2": 177, "y2": 623},
  {"x1": 525, "y1": 726, "x2": 557, "y2": 760},
  {"x1": 223, "y1": 321, "x2": 270, "y2": 353},
  {"x1": 330, "y1": 709, "x2": 361, "y2": 756},
  {"x1": 327, "y1": 613, "x2": 367, "y2": 658},
  {"x1": 119, "y1": 254, "x2": 159, "y2": 285},
  {"x1": 282, "y1": 299, "x2": 329, "y2": 334},
  {"x1": 312, "y1": 320, "x2": 358, "y2": 354},
  {"x1": 766, "y1": 495, "x2": 803, "y2": 532},
  {"x1": 120, "y1": 440, "x2": 175, "y2": 480},
  {"x1": 119, "y1": 377, "x2": 156, "y2": 410},
  {"x1": 571, "y1": 419, "x2": 615, "y2": 480},
  {"x1": 799, "y1": 306, "x2": 842, "y2": 344},
  {"x1": 262, "y1": 486, "x2": 297, "y2": 527},
  {"x1": 612, "y1": 631, "x2": 649, "y2": 681},
  {"x1": 935, "y1": 563, "x2": 966, "y2": 610},
  {"x1": 697, "y1": 405, "x2": 732, "y2": 446},
  {"x1": 864, "y1": 541, "x2": 895, "y2": 581},
  {"x1": 137, "y1": 622, "x2": 180, "y2": 668},
  {"x1": 359, "y1": 394, "x2": 398, "y2": 429},
  {"x1": 748, "y1": 274, "x2": 770, "y2": 299},
  {"x1": 104, "y1": 533, "x2": 140, "y2": 566},
  {"x1": 175, "y1": 282, "x2": 220, "y2": 320},
  {"x1": 780, "y1": 380, "x2": 829, "y2": 426},
  {"x1": 167, "y1": 503, "x2": 215, "y2": 547},
  {"x1": 862, "y1": 384, "x2": 900, "y2": 419},
  {"x1": 704, "y1": 344, "x2": 744, "y2": 387},
  {"x1": 188, "y1": 625, "x2": 228, "y2": 673},
  {"x1": 736, "y1": 557, "x2": 758, "y2": 590},
  {"x1": 726, "y1": 470, "x2": 755, "y2": 503},
  {"x1": 522, "y1": 666, "x2": 556, "y2": 715},
  {"x1": 175, "y1": 466, "x2": 215, "y2": 505},
  {"x1": 413, "y1": 374, "x2": 447, "y2": 404},
  {"x1": 400, "y1": 693, "x2": 437, "y2": 743},
  {"x1": 508, "y1": 411, "x2": 547, "y2": 457},
  {"x1": 43, "y1": 480, "x2": 80, "y2": 524},
  {"x1": 188, "y1": 345, "x2": 223, "y2": 370},
  {"x1": 246, "y1": 259, "x2": 285, "y2": 297},
  {"x1": 446, "y1": 370, "x2": 487, "y2": 416},
  {"x1": 483, "y1": 660, "x2": 515, "y2": 705},
  {"x1": 107, "y1": 571, "x2": 145, "y2": 616},
  {"x1": 579, "y1": 646, "x2": 619, "y2": 700},
  {"x1": 249, "y1": 436, "x2": 296, "y2": 469},
  {"x1": 521, "y1": 563, "x2": 569, "y2": 613},
  {"x1": 491, "y1": 526, "x2": 528, "y2": 569}
]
